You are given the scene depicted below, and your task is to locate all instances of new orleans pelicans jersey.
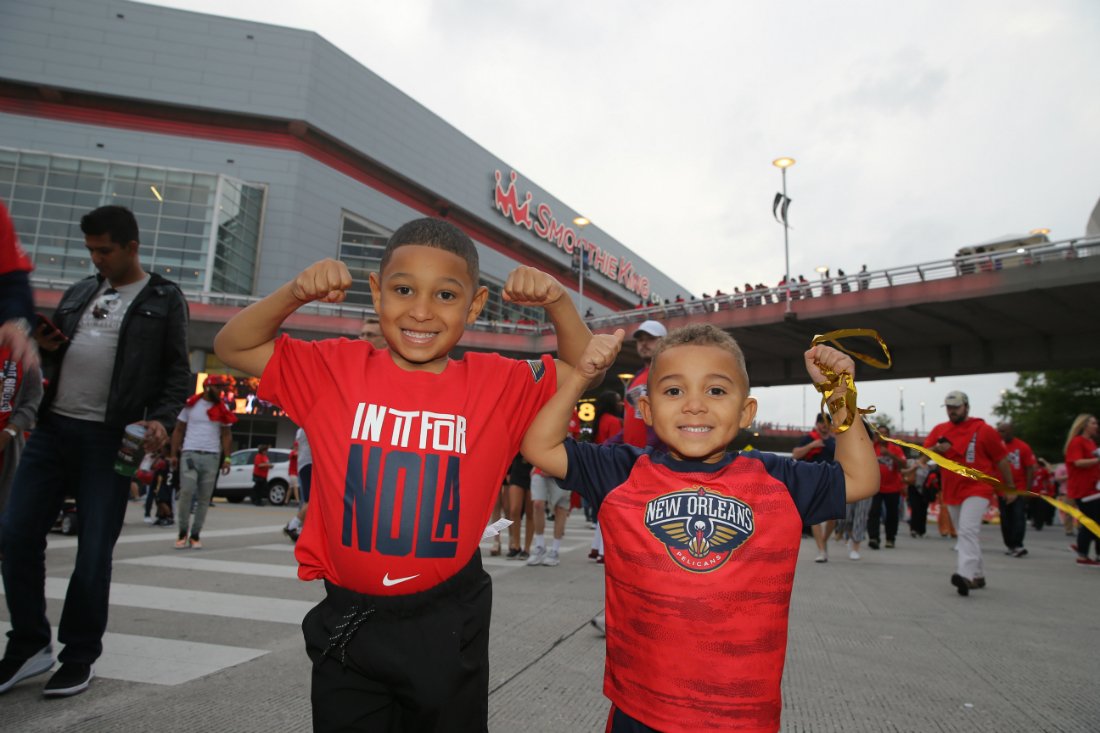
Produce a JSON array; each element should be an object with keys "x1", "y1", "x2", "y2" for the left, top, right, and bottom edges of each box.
[
  {"x1": 562, "y1": 443, "x2": 845, "y2": 733},
  {"x1": 259, "y1": 335, "x2": 555, "y2": 595}
]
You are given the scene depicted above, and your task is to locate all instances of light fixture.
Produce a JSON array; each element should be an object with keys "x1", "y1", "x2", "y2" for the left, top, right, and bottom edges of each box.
[
  {"x1": 815, "y1": 266, "x2": 828, "y2": 274},
  {"x1": 573, "y1": 216, "x2": 590, "y2": 227},
  {"x1": 150, "y1": 185, "x2": 163, "y2": 201},
  {"x1": 1030, "y1": 227, "x2": 1050, "y2": 235},
  {"x1": 772, "y1": 157, "x2": 795, "y2": 169},
  {"x1": 1016, "y1": 248, "x2": 1027, "y2": 254}
]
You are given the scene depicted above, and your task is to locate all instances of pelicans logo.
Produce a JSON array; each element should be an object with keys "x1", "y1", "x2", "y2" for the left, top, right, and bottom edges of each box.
[{"x1": 644, "y1": 487, "x2": 754, "y2": 572}]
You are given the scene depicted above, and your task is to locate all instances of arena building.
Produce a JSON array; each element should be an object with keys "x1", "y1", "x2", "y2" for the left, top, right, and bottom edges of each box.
[{"x1": 0, "y1": 0, "x2": 687, "y2": 446}]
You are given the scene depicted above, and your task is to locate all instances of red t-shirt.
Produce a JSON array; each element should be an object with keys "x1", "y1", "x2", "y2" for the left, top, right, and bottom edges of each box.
[
  {"x1": 288, "y1": 449, "x2": 299, "y2": 477},
  {"x1": 622, "y1": 366, "x2": 649, "y2": 447},
  {"x1": 1065, "y1": 435, "x2": 1100, "y2": 500},
  {"x1": 563, "y1": 445, "x2": 845, "y2": 733},
  {"x1": 923, "y1": 418, "x2": 1007, "y2": 504},
  {"x1": 258, "y1": 335, "x2": 556, "y2": 595},
  {"x1": 595, "y1": 412, "x2": 622, "y2": 444},
  {"x1": 252, "y1": 452, "x2": 271, "y2": 478},
  {"x1": 0, "y1": 202, "x2": 33, "y2": 275},
  {"x1": 875, "y1": 442, "x2": 905, "y2": 494},
  {"x1": 1002, "y1": 437, "x2": 1036, "y2": 492}
]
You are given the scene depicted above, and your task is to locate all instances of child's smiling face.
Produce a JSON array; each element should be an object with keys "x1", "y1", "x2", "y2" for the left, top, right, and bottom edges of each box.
[
  {"x1": 639, "y1": 344, "x2": 757, "y2": 463},
  {"x1": 369, "y1": 244, "x2": 488, "y2": 373}
]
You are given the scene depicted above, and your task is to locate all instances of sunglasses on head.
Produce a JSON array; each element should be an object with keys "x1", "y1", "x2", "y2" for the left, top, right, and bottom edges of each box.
[{"x1": 92, "y1": 288, "x2": 120, "y2": 320}]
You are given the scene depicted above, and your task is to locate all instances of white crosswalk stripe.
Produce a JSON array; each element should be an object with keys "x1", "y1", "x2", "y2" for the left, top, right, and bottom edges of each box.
[{"x1": 2, "y1": 512, "x2": 599, "y2": 689}]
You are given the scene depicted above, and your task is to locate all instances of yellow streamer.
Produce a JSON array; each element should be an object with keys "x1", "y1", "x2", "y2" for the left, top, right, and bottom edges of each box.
[{"x1": 809, "y1": 328, "x2": 1100, "y2": 540}]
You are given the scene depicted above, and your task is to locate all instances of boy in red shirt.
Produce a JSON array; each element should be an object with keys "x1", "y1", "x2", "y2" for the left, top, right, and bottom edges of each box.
[
  {"x1": 214, "y1": 217, "x2": 590, "y2": 731},
  {"x1": 522, "y1": 324, "x2": 879, "y2": 733},
  {"x1": 868, "y1": 425, "x2": 906, "y2": 549}
]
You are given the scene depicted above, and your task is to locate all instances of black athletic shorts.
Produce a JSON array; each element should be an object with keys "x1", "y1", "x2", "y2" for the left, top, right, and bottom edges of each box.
[{"x1": 303, "y1": 553, "x2": 493, "y2": 732}]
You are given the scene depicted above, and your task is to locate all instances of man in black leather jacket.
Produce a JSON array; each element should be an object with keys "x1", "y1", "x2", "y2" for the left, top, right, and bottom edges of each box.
[{"x1": 0, "y1": 205, "x2": 190, "y2": 698}]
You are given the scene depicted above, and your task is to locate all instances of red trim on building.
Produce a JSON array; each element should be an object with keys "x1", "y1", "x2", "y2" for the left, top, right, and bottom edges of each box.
[{"x1": 0, "y1": 88, "x2": 628, "y2": 310}]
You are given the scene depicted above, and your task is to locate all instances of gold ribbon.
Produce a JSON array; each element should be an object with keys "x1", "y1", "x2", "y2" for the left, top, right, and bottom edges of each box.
[
  {"x1": 809, "y1": 329, "x2": 892, "y2": 434},
  {"x1": 809, "y1": 328, "x2": 1100, "y2": 540}
]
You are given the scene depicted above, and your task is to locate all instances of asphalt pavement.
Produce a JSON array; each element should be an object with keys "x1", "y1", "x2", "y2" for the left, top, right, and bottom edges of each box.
[{"x1": 1, "y1": 499, "x2": 1097, "y2": 732}]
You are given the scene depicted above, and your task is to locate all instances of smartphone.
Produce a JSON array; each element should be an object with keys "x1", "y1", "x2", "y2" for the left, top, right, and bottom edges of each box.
[{"x1": 35, "y1": 313, "x2": 69, "y2": 342}]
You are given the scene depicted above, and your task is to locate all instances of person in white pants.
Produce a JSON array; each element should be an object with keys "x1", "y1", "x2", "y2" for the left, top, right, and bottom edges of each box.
[
  {"x1": 925, "y1": 391, "x2": 1016, "y2": 596},
  {"x1": 526, "y1": 469, "x2": 571, "y2": 567}
]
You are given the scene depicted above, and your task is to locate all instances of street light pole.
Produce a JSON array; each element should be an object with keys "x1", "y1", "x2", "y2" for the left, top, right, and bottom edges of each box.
[
  {"x1": 773, "y1": 157, "x2": 795, "y2": 313},
  {"x1": 920, "y1": 401, "x2": 925, "y2": 434},
  {"x1": 573, "y1": 216, "x2": 590, "y2": 316}
]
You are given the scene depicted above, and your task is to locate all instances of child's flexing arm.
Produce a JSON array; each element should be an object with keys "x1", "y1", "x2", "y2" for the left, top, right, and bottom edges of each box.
[
  {"x1": 503, "y1": 266, "x2": 591, "y2": 382},
  {"x1": 803, "y1": 344, "x2": 880, "y2": 502},
  {"x1": 214, "y1": 259, "x2": 353, "y2": 376},
  {"x1": 522, "y1": 329, "x2": 624, "y2": 478}
]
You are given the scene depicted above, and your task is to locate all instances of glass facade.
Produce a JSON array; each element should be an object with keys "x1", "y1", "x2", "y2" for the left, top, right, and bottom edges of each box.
[
  {"x1": 338, "y1": 211, "x2": 390, "y2": 307},
  {"x1": 0, "y1": 148, "x2": 264, "y2": 294},
  {"x1": 337, "y1": 211, "x2": 544, "y2": 322}
]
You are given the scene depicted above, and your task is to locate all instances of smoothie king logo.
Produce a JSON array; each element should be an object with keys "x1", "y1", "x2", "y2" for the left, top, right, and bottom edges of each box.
[
  {"x1": 645, "y1": 487, "x2": 755, "y2": 572},
  {"x1": 493, "y1": 170, "x2": 651, "y2": 299}
]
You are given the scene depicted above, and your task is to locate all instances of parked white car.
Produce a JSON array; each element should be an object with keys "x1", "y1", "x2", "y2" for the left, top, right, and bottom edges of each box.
[{"x1": 214, "y1": 448, "x2": 293, "y2": 505}]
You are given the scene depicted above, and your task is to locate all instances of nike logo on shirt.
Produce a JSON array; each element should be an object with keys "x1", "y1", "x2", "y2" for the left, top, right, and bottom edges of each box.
[{"x1": 382, "y1": 572, "x2": 420, "y2": 587}]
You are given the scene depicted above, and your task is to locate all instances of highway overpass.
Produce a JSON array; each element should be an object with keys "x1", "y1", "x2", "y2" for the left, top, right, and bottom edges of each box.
[{"x1": 32, "y1": 236, "x2": 1100, "y2": 386}]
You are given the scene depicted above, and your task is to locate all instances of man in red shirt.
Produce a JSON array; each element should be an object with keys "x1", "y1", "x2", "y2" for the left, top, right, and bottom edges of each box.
[
  {"x1": 924, "y1": 391, "x2": 1015, "y2": 596},
  {"x1": 0, "y1": 200, "x2": 36, "y2": 369},
  {"x1": 250, "y1": 444, "x2": 273, "y2": 506},
  {"x1": 610, "y1": 319, "x2": 666, "y2": 449},
  {"x1": 868, "y1": 425, "x2": 906, "y2": 549},
  {"x1": 996, "y1": 421, "x2": 1036, "y2": 558}
]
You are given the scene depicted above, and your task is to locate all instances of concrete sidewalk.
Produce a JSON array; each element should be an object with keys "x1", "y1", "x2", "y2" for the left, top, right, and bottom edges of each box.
[{"x1": 2, "y1": 502, "x2": 1097, "y2": 732}]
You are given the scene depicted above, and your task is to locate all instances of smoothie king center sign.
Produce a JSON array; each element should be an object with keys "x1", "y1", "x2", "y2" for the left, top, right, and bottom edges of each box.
[{"x1": 492, "y1": 169, "x2": 651, "y2": 299}]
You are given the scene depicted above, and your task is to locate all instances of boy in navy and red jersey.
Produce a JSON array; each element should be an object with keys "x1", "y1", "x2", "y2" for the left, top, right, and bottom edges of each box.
[
  {"x1": 522, "y1": 323, "x2": 880, "y2": 733},
  {"x1": 214, "y1": 218, "x2": 591, "y2": 732},
  {"x1": 868, "y1": 425, "x2": 906, "y2": 550}
]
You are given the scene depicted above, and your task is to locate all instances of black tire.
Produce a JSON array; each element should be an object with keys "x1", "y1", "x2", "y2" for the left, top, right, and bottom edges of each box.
[
  {"x1": 268, "y1": 480, "x2": 288, "y2": 506},
  {"x1": 226, "y1": 495, "x2": 245, "y2": 504}
]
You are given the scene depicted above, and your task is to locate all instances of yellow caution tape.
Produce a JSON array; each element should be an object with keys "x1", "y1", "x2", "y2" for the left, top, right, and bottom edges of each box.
[{"x1": 809, "y1": 328, "x2": 1100, "y2": 540}]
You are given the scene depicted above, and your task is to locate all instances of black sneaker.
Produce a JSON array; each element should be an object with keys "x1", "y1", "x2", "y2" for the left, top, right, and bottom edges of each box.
[
  {"x1": 0, "y1": 645, "x2": 54, "y2": 694},
  {"x1": 283, "y1": 525, "x2": 300, "y2": 543},
  {"x1": 950, "y1": 573, "x2": 970, "y2": 597},
  {"x1": 43, "y1": 662, "x2": 94, "y2": 697},
  {"x1": 868, "y1": 539, "x2": 880, "y2": 550},
  {"x1": 1012, "y1": 547, "x2": 1028, "y2": 558}
]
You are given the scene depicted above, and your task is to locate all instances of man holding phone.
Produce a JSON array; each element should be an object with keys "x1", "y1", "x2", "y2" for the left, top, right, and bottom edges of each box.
[
  {"x1": 0, "y1": 206, "x2": 190, "y2": 697},
  {"x1": 924, "y1": 391, "x2": 1015, "y2": 597}
]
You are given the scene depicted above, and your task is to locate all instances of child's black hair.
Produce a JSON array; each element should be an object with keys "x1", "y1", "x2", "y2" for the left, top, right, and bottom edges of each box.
[{"x1": 380, "y1": 218, "x2": 480, "y2": 282}]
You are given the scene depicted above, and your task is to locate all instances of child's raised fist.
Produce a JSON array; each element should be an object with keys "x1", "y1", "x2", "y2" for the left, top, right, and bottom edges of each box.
[
  {"x1": 290, "y1": 259, "x2": 353, "y2": 304},
  {"x1": 803, "y1": 344, "x2": 855, "y2": 387},
  {"x1": 578, "y1": 329, "x2": 625, "y2": 380},
  {"x1": 502, "y1": 266, "x2": 564, "y2": 307}
]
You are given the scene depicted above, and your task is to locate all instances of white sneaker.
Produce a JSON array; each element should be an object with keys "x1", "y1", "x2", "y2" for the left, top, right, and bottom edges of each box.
[
  {"x1": 143, "y1": 516, "x2": 155, "y2": 524},
  {"x1": 814, "y1": 552, "x2": 828, "y2": 563},
  {"x1": 0, "y1": 645, "x2": 54, "y2": 693},
  {"x1": 849, "y1": 550, "x2": 861, "y2": 560},
  {"x1": 526, "y1": 546, "x2": 546, "y2": 566},
  {"x1": 543, "y1": 549, "x2": 560, "y2": 567}
]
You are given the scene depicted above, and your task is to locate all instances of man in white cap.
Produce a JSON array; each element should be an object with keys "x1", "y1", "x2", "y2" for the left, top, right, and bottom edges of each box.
[
  {"x1": 610, "y1": 320, "x2": 667, "y2": 449},
  {"x1": 924, "y1": 390, "x2": 1015, "y2": 596}
]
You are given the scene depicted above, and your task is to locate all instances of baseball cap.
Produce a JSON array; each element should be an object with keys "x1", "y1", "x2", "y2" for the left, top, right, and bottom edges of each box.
[
  {"x1": 943, "y1": 390, "x2": 969, "y2": 407},
  {"x1": 633, "y1": 320, "x2": 667, "y2": 339},
  {"x1": 204, "y1": 373, "x2": 232, "y2": 389}
]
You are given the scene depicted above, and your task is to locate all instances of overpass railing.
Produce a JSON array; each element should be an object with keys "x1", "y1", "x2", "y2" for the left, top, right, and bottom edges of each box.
[
  {"x1": 583, "y1": 234, "x2": 1100, "y2": 332},
  {"x1": 31, "y1": 235, "x2": 1099, "y2": 337}
]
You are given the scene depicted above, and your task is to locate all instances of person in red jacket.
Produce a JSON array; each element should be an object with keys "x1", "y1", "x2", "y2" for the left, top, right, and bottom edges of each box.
[
  {"x1": 1063, "y1": 413, "x2": 1100, "y2": 565},
  {"x1": 925, "y1": 391, "x2": 1015, "y2": 595},
  {"x1": 996, "y1": 421, "x2": 1036, "y2": 557},
  {"x1": 868, "y1": 425, "x2": 906, "y2": 549}
]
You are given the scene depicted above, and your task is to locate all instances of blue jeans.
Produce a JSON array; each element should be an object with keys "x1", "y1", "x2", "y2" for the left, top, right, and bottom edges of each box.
[{"x1": 1, "y1": 413, "x2": 128, "y2": 664}]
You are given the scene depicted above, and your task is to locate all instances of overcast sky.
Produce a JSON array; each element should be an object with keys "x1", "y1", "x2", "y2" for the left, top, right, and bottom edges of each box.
[{"x1": 148, "y1": 0, "x2": 1100, "y2": 431}]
